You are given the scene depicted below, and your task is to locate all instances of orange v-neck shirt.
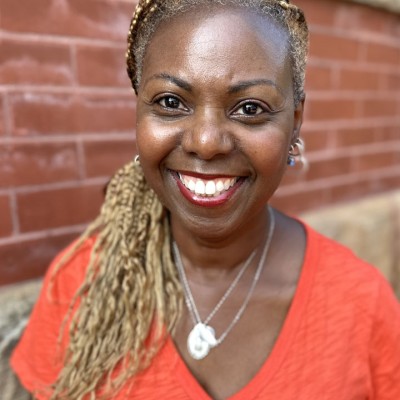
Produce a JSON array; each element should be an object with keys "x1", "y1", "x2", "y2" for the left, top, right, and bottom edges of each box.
[{"x1": 11, "y1": 224, "x2": 400, "y2": 399}]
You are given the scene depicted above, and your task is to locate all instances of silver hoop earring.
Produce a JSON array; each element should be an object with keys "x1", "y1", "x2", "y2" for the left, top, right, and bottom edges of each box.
[
  {"x1": 287, "y1": 138, "x2": 308, "y2": 170},
  {"x1": 134, "y1": 154, "x2": 140, "y2": 163}
]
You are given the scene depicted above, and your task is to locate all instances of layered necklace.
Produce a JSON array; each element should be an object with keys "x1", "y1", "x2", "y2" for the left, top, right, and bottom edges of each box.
[{"x1": 172, "y1": 207, "x2": 275, "y2": 360}]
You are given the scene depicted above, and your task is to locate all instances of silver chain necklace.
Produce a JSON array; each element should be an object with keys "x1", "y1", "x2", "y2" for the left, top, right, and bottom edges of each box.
[{"x1": 172, "y1": 207, "x2": 275, "y2": 360}]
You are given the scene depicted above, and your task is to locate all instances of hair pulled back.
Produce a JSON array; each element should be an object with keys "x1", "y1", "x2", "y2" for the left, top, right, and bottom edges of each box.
[
  {"x1": 50, "y1": 1, "x2": 309, "y2": 399},
  {"x1": 127, "y1": 0, "x2": 309, "y2": 106}
]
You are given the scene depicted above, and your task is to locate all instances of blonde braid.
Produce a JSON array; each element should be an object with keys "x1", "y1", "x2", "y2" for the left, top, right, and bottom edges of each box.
[
  {"x1": 127, "y1": 0, "x2": 160, "y2": 92},
  {"x1": 49, "y1": 162, "x2": 182, "y2": 399}
]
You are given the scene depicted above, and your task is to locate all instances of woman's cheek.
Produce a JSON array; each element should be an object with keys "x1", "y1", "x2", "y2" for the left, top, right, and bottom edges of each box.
[{"x1": 137, "y1": 120, "x2": 167, "y2": 162}]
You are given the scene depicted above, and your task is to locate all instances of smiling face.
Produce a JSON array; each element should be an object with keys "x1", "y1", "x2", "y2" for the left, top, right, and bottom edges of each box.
[{"x1": 136, "y1": 6, "x2": 304, "y2": 240}]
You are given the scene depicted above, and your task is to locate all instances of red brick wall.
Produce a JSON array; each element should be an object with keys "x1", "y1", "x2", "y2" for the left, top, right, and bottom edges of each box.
[
  {"x1": 273, "y1": 0, "x2": 400, "y2": 212},
  {"x1": 1, "y1": 0, "x2": 399, "y2": 285}
]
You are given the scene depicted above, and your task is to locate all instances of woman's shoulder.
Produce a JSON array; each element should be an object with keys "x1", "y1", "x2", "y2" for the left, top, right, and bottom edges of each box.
[
  {"x1": 303, "y1": 221, "x2": 384, "y2": 277},
  {"x1": 301, "y1": 221, "x2": 400, "y2": 326},
  {"x1": 300, "y1": 221, "x2": 396, "y2": 306},
  {"x1": 276, "y1": 213, "x2": 391, "y2": 308},
  {"x1": 10, "y1": 236, "x2": 96, "y2": 397},
  {"x1": 298, "y1": 221, "x2": 399, "y2": 340}
]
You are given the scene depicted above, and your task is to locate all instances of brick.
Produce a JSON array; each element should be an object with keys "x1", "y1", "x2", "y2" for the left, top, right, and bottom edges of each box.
[
  {"x1": 338, "y1": 69, "x2": 380, "y2": 91},
  {"x1": 356, "y1": 151, "x2": 397, "y2": 172},
  {"x1": 0, "y1": 0, "x2": 134, "y2": 42},
  {"x1": 387, "y1": 14, "x2": 400, "y2": 37},
  {"x1": 0, "y1": 39, "x2": 73, "y2": 86},
  {"x1": 279, "y1": 171, "x2": 305, "y2": 187},
  {"x1": 17, "y1": 184, "x2": 104, "y2": 232},
  {"x1": 330, "y1": 175, "x2": 400, "y2": 203},
  {"x1": 365, "y1": 43, "x2": 400, "y2": 66},
  {"x1": 307, "y1": 99, "x2": 358, "y2": 121},
  {"x1": 309, "y1": 33, "x2": 360, "y2": 61},
  {"x1": 0, "y1": 143, "x2": 79, "y2": 188},
  {"x1": 84, "y1": 140, "x2": 136, "y2": 178},
  {"x1": 0, "y1": 95, "x2": 5, "y2": 136},
  {"x1": 378, "y1": 126, "x2": 400, "y2": 141},
  {"x1": 382, "y1": 73, "x2": 400, "y2": 91},
  {"x1": 0, "y1": 195, "x2": 13, "y2": 237},
  {"x1": 371, "y1": 174, "x2": 400, "y2": 192},
  {"x1": 11, "y1": 92, "x2": 136, "y2": 135},
  {"x1": 306, "y1": 156, "x2": 353, "y2": 181},
  {"x1": 363, "y1": 99, "x2": 397, "y2": 118},
  {"x1": 301, "y1": 130, "x2": 329, "y2": 152},
  {"x1": 76, "y1": 45, "x2": 128, "y2": 87},
  {"x1": 0, "y1": 233, "x2": 77, "y2": 285},
  {"x1": 330, "y1": 180, "x2": 372, "y2": 204},
  {"x1": 305, "y1": 65, "x2": 333, "y2": 91},
  {"x1": 335, "y1": 127, "x2": 377, "y2": 147},
  {"x1": 334, "y1": 3, "x2": 388, "y2": 33},
  {"x1": 295, "y1": 0, "x2": 336, "y2": 27},
  {"x1": 271, "y1": 187, "x2": 329, "y2": 215}
]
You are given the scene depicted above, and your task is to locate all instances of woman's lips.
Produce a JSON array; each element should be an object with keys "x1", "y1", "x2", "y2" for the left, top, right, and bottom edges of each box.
[{"x1": 172, "y1": 171, "x2": 245, "y2": 207}]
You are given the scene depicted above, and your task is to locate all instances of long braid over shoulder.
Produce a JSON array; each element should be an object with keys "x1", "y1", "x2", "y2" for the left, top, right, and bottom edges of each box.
[
  {"x1": 49, "y1": 1, "x2": 309, "y2": 398},
  {"x1": 49, "y1": 162, "x2": 182, "y2": 399},
  {"x1": 127, "y1": 0, "x2": 309, "y2": 106}
]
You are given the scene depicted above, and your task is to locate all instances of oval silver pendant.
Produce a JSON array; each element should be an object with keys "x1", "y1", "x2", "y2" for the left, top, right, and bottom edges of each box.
[{"x1": 187, "y1": 323, "x2": 217, "y2": 360}]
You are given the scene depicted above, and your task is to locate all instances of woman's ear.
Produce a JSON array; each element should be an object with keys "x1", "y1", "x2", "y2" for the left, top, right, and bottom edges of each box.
[{"x1": 292, "y1": 94, "x2": 305, "y2": 143}]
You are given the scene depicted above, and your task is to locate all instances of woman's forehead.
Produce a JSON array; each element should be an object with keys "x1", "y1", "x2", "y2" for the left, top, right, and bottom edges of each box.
[
  {"x1": 148, "y1": 6, "x2": 289, "y2": 56},
  {"x1": 141, "y1": 6, "x2": 292, "y2": 91}
]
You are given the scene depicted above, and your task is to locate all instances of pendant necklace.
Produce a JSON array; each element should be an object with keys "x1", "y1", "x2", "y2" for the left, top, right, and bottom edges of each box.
[{"x1": 172, "y1": 207, "x2": 275, "y2": 360}]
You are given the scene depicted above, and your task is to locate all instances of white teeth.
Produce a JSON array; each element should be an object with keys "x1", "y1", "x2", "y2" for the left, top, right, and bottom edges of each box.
[
  {"x1": 179, "y1": 173, "x2": 238, "y2": 197},
  {"x1": 205, "y1": 181, "x2": 216, "y2": 195},
  {"x1": 195, "y1": 180, "x2": 205, "y2": 195},
  {"x1": 216, "y1": 180, "x2": 224, "y2": 192},
  {"x1": 188, "y1": 179, "x2": 196, "y2": 191}
]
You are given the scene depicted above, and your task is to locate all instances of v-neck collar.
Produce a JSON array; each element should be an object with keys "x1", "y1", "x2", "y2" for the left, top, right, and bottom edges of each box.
[{"x1": 164, "y1": 223, "x2": 321, "y2": 400}]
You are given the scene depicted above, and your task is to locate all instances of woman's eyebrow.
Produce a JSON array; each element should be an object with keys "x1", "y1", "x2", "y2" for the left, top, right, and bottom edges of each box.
[
  {"x1": 228, "y1": 79, "x2": 284, "y2": 95},
  {"x1": 145, "y1": 73, "x2": 193, "y2": 92}
]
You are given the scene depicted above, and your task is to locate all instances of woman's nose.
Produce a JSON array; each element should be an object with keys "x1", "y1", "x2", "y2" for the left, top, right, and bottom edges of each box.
[{"x1": 181, "y1": 108, "x2": 235, "y2": 160}]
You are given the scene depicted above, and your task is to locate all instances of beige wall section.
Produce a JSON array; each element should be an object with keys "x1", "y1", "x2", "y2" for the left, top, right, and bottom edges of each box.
[{"x1": 349, "y1": 0, "x2": 400, "y2": 13}]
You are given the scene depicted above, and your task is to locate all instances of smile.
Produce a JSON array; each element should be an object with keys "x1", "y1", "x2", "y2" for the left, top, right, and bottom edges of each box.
[
  {"x1": 173, "y1": 170, "x2": 244, "y2": 208},
  {"x1": 178, "y1": 173, "x2": 238, "y2": 197}
]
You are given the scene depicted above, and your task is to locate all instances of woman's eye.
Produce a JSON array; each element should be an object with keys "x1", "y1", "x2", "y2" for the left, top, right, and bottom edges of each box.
[
  {"x1": 157, "y1": 96, "x2": 183, "y2": 110},
  {"x1": 235, "y1": 102, "x2": 265, "y2": 116}
]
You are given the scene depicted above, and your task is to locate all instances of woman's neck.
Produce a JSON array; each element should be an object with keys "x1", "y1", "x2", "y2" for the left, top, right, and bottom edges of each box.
[{"x1": 170, "y1": 205, "x2": 272, "y2": 280}]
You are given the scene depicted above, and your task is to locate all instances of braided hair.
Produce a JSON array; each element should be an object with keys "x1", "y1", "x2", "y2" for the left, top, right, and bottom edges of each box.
[
  {"x1": 49, "y1": 162, "x2": 182, "y2": 399},
  {"x1": 50, "y1": 1, "x2": 309, "y2": 399}
]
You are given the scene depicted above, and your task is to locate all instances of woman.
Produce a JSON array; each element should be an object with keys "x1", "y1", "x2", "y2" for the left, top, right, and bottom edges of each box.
[{"x1": 11, "y1": 0, "x2": 400, "y2": 399}]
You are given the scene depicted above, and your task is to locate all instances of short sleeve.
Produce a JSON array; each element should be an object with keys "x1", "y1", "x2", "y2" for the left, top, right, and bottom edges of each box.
[
  {"x1": 10, "y1": 238, "x2": 93, "y2": 399},
  {"x1": 369, "y1": 276, "x2": 400, "y2": 400}
]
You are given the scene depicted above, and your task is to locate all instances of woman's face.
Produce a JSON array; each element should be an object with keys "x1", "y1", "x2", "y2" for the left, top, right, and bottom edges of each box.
[{"x1": 136, "y1": 6, "x2": 304, "y2": 239}]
